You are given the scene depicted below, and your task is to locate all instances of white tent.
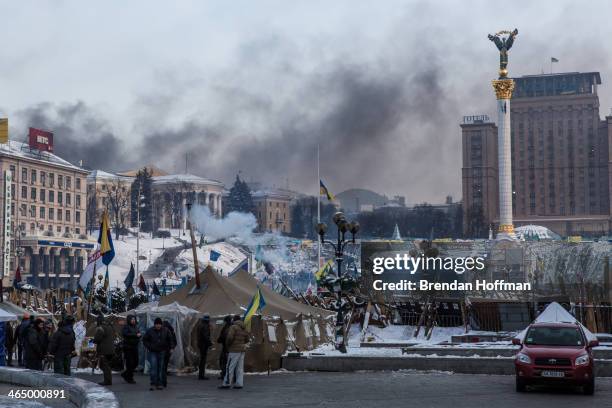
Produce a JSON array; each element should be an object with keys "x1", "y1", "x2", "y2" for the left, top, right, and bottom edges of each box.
[
  {"x1": 515, "y1": 302, "x2": 597, "y2": 342},
  {"x1": 0, "y1": 308, "x2": 17, "y2": 322}
]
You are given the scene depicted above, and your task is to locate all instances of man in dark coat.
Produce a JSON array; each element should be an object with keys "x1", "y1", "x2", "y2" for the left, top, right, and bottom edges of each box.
[
  {"x1": 197, "y1": 314, "x2": 212, "y2": 380},
  {"x1": 142, "y1": 317, "x2": 174, "y2": 390},
  {"x1": 17, "y1": 314, "x2": 31, "y2": 366},
  {"x1": 4, "y1": 322, "x2": 15, "y2": 366},
  {"x1": 121, "y1": 315, "x2": 141, "y2": 384},
  {"x1": 93, "y1": 314, "x2": 115, "y2": 386},
  {"x1": 24, "y1": 318, "x2": 46, "y2": 370},
  {"x1": 161, "y1": 320, "x2": 177, "y2": 387},
  {"x1": 48, "y1": 316, "x2": 76, "y2": 375},
  {"x1": 216, "y1": 315, "x2": 232, "y2": 380}
]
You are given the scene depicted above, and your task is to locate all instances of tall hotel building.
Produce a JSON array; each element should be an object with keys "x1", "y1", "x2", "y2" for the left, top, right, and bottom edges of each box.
[{"x1": 462, "y1": 72, "x2": 612, "y2": 236}]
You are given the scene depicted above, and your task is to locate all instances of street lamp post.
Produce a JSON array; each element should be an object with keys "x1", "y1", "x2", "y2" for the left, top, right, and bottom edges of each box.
[{"x1": 316, "y1": 211, "x2": 359, "y2": 353}]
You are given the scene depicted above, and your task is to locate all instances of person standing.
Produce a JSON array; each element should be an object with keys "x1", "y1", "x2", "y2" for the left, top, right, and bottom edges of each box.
[
  {"x1": 197, "y1": 314, "x2": 212, "y2": 380},
  {"x1": 17, "y1": 314, "x2": 31, "y2": 366},
  {"x1": 5, "y1": 321, "x2": 15, "y2": 366},
  {"x1": 161, "y1": 320, "x2": 177, "y2": 387},
  {"x1": 216, "y1": 315, "x2": 232, "y2": 380},
  {"x1": 24, "y1": 319, "x2": 45, "y2": 370},
  {"x1": 48, "y1": 316, "x2": 76, "y2": 376},
  {"x1": 121, "y1": 315, "x2": 141, "y2": 384},
  {"x1": 219, "y1": 315, "x2": 251, "y2": 389},
  {"x1": 142, "y1": 318, "x2": 173, "y2": 391},
  {"x1": 93, "y1": 314, "x2": 115, "y2": 386}
]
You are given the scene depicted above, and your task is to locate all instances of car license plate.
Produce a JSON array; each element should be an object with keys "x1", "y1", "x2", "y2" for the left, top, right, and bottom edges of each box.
[{"x1": 541, "y1": 371, "x2": 564, "y2": 378}]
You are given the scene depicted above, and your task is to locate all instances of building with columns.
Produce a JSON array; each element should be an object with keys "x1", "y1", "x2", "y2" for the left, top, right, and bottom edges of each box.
[
  {"x1": 0, "y1": 140, "x2": 93, "y2": 289},
  {"x1": 151, "y1": 174, "x2": 224, "y2": 230}
]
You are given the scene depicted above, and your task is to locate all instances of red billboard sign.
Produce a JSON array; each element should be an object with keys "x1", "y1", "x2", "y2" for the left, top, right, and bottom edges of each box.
[{"x1": 28, "y1": 127, "x2": 54, "y2": 152}]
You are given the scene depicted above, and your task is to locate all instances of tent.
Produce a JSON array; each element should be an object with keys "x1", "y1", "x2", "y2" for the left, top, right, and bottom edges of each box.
[
  {"x1": 515, "y1": 302, "x2": 598, "y2": 342},
  {"x1": 158, "y1": 266, "x2": 334, "y2": 371},
  {"x1": 122, "y1": 302, "x2": 200, "y2": 373}
]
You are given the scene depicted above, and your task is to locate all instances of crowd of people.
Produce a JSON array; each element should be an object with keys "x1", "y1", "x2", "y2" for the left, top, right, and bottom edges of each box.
[
  {"x1": 4, "y1": 313, "x2": 76, "y2": 375},
  {"x1": 3, "y1": 312, "x2": 252, "y2": 391}
]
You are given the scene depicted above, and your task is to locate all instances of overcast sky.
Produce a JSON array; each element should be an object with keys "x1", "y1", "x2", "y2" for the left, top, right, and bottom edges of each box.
[{"x1": 1, "y1": 0, "x2": 611, "y2": 204}]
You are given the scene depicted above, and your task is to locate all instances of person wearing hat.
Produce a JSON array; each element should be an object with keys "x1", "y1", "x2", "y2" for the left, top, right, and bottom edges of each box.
[
  {"x1": 216, "y1": 315, "x2": 232, "y2": 380},
  {"x1": 48, "y1": 316, "x2": 76, "y2": 376},
  {"x1": 197, "y1": 314, "x2": 212, "y2": 380},
  {"x1": 24, "y1": 318, "x2": 46, "y2": 370},
  {"x1": 17, "y1": 314, "x2": 31, "y2": 366},
  {"x1": 142, "y1": 317, "x2": 174, "y2": 390},
  {"x1": 121, "y1": 315, "x2": 141, "y2": 384},
  {"x1": 93, "y1": 314, "x2": 115, "y2": 386}
]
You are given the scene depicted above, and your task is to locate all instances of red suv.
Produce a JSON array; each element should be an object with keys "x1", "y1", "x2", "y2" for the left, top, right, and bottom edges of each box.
[{"x1": 513, "y1": 322, "x2": 599, "y2": 395}]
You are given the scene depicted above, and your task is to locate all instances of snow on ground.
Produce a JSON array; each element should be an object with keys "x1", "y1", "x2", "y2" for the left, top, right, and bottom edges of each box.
[
  {"x1": 307, "y1": 324, "x2": 517, "y2": 357},
  {"x1": 177, "y1": 241, "x2": 248, "y2": 277},
  {"x1": 91, "y1": 231, "x2": 185, "y2": 287}
]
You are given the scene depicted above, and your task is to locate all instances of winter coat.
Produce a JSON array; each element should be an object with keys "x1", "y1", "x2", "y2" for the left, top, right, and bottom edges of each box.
[
  {"x1": 4, "y1": 324, "x2": 15, "y2": 350},
  {"x1": 197, "y1": 320, "x2": 212, "y2": 350},
  {"x1": 93, "y1": 322, "x2": 115, "y2": 356},
  {"x1": 17, "y1": 320, "x2": 30, "y2": 345},
  {"x1": 122, "y1": 316, "x2": 141, "y2": 350},
  {"x1": 48, "y1": 324, "x2": 76, "y2": 359},
  {"x1": 25, "y1": 326, "x2": 46, "y2": 362},
  {"x1": 217, "y1": 324, "x2": 231, "y2": 353},
  {"x1": 143, "y1": 326, "x2": 175, "y2": 353},
  {"x1": 225, "y1": 321, "x2": 251, "y2": 353}
]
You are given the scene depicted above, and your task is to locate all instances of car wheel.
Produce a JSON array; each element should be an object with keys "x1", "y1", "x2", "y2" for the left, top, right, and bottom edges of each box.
[
  {"x1": 515, "y1": 377, "x2": 526, "y2": 392},
  {"x1": 583, "y1": 378, "x2": 595, "y2": 395}
]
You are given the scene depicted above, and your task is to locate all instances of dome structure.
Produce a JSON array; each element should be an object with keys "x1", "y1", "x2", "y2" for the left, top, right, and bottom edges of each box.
[{"x1": 515, "y1": 225, "x2": 561, "y2": 241}]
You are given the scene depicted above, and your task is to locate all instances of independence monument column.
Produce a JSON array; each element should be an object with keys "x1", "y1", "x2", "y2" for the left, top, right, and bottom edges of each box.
[{"x1": 489, "y1": 29, "x2": 518, "y2": 240}]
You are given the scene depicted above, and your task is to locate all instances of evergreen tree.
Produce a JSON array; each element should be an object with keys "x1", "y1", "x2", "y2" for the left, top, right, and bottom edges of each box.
[
  {"x1": 130, "y1": 168, "x2": 154, "y2": 232},
  {"x1": 226, "y1": 174, "x2": 254, "y2": 214}
]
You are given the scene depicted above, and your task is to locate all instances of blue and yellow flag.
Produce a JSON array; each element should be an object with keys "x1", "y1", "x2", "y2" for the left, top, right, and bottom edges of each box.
[
  {"x1": 98, "y1": 211, "x2": 115, "y2": 265},
  {"x1": 103, "y1": 267, "x2": 110, "y2": 291},
  {"x1": 243, "y1": 287, "x2": 266, "y2": 329},
  {"x1": 319, "y1": 180, "x2": 335, "y2": 201},
  {"x1": 315, "y1": 259, "x2": 334, "y2": 282}
]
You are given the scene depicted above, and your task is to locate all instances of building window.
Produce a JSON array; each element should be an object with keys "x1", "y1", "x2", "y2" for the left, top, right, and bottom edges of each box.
[
  {"x1": 40, "y1": 172, "x2": 46, "y2": 186},
  {"x1": 57, "y1": 210, "x2": 62, "y2": 221},
  {"x1": 19, "y1": 204, "x2": 26, "y2": 217},
  {"x1": 65, "y1": 210, "x2": 70, "y2": 222},
  {"x1": 31, "y1": 170, "x2": 37, "y2": 183},
  {"x1": 21, "y1": 186, "x2": 27, "y2": 199},
  {"x1": 67, "y1": 177, "x2": 73, "y2": 189},
  {"x1": 49, "y1": 208, "x2": 54, "y2": 220},
  {"x1": 30, "y1": 223, "x2": 35, "y2": 232},
  {"x1": 11, "y1": 202, "x2": 14, "y2": 216},
  {"x1": 47, "y1": 225, "x2": 52, "y2": 232},
  {"x1": 40, "y1": 189, "x2": 45, "y2": 203},
  {"x1": 9, "y1": 165, "x2": 15, "y2": 180},
  {"x1": 21, "y1": 168, "x2": 27, "y2": 183},
  {"x1": 30, "y1": 205, "x2": 35, "y2": 218},
  {"x1": 39, "y1": 207, "x2": 45, "y2": 219},
  {"x1": 65, "y1": 226, "x2": 69, "y2": 234},
  {"x1": 11, "y1": 184, "x2": 15, "y2": 198},
  {"x1": 76, "y1": 211, "x2": 80, "y2": 223},
  {"x1": 58, "y1": 175, "x2": 63, "y2": 189},
  {"x1": 57, "y1": 191, "x2": 62, "y2": 205},
  {"x1": 49, "y1": 190, "x2": 54, "y2": 203},
  {"x1": 30, "y1": 187, "x2": 36, "y2": 201},
  {"x1": 56, "y1": 226, "x2": 61, "y2": 233},
  {"x1": 75, "y1": 228, "x2": 80, "y2": 235},
  {"x1": 66, "y1": 193, "x2": 71, "y2": 206},
  {"x1": 76, "y1": 195, "x2": 81, "y2": 208},
  {"x1": 49, "y1": 173, "x2": 54, "y2": 187}
]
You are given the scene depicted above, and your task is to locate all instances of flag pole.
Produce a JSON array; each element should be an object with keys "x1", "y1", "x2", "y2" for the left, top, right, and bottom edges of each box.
[{"x1": 317, "y1": 144, "x2": 321, "y2": 268}]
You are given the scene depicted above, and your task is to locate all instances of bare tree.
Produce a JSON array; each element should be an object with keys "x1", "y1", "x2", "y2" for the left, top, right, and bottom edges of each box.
[{"x1": 106, "y1": 177, "x2": 130, "y2": 239}]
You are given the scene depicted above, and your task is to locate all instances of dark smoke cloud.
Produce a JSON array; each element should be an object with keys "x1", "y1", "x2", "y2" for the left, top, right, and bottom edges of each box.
[
  {"x1": 9, "y1": 1, "x2": 612, "y2": 203},
  {"x1": 15, "y1": 101, "x2": 131, "y2": 171}
]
